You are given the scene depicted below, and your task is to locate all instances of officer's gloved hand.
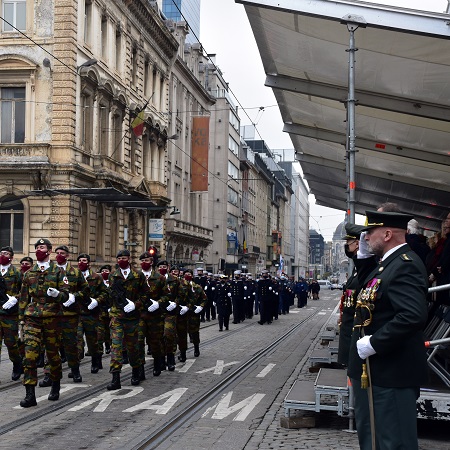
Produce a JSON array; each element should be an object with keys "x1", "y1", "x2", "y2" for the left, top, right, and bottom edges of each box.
[
  {"x1": 269, "y1": 287, "x2": 273, "y2": 291},
  {"x1": 2, "y1": 294, "x2": 18, "y2": 309},
  {"x1": 194, "y1": 305, "x2": 203, "y2": 314},
  {"x1": 244, "y1": 286, "x2": 247, "y2": 290},
  {"x1": 166, "y1": 301, "x2": 176, "y2": 312},
  {"x1": 47, "y1": 287, "x2": 60, "y2": 298},
  {"x1": 204, "y1": 285, "x2": 208, "y2": 291},
  {"x1": 227, "y1": 292, "x2": 232, "y2": 297},
  {"x1": 63, "y1": 293, "x2": 75, "y2": 307},
  {"x1": 357, "y1": 335, "x2": 376, "y2": 359},
  {"x1": 211, "y1": 287, "x2": 215, "y2": 291},
  {"x1": 88, "y1": 298, "x2": 98, "y2": 310},
  {"x1": 357, "y1": 232, "x2": 373, "y2": 259},
  {"x1": 179, "y1": 305, "x2": 189, "y2": 315},
  {"x1": 124, "y1": 299, "x2": 135, "y2": 313},
  {"x1": 213, "y1": 302, "x2": 216, "y2": 307},
  {"x1": 148, "y1": 299, "x2": 159, "y2": 312}
]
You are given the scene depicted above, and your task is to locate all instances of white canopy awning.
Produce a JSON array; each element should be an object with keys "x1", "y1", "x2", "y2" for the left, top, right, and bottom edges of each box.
[{"x1": 237, "y1": 0, "x2": 450, "y2": 231}]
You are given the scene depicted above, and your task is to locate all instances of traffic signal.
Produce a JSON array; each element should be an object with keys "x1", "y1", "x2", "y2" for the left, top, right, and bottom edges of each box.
[{"x1": 147, "y1": 246, "x2": 158, "y2": 257}]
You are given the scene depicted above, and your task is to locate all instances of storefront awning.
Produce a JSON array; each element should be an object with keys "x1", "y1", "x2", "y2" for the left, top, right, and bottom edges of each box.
[{"x1": 238, "y1": 0, "x2": 450, "y2": 231}]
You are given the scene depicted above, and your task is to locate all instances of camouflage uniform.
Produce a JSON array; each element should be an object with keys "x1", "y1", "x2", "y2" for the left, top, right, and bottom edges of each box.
[
  {"x1": 0, "y1": 264, "x2": 22, "y2": 373},
  {"x1": 187, "y1": 281, "x2": 207, "y2": 353},
  {"x1": 176, "y1": 279, "x2": 194, "y2": 356},
  {"x1": 77, "y1": 270, "x2": 108, "y2": 370},
  {"x1": 139, "y1": 269, "x2": 170, "y2": 372},
  {"x1": 19, "y1": 262, "x2": 69, "y2": 385},
  {"x1": 97, "y1": 278, "x2": 111, "y2": 354},
  {"x1": 164, "y1": 273, "x2": 181, "y2": 355},
  {"x1": 109, "y1": 268, "x2": 149, "y2": 373}
]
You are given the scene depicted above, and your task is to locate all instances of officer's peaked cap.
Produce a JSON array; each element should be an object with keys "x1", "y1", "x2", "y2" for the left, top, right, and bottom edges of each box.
[
  {"x1": 234, "y1": 270, "x2": 241, "y2": 275},
  {"x1": 344, "y1": 223, "x2": 365, "y2": 240},
  {"x1": 362, "y1": 211, "x2": 414, "y2": 231}
]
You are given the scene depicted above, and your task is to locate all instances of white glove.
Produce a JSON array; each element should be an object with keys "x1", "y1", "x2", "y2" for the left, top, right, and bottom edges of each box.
[
  {"x1": 148, "y1": 299, "x2": 159, "y2": 312},
  {"x1": 244, "y1": 286, "x2": 247, "y2": 290},
  {"x1": 166, "y1": 301, "x2": 176, "y2": 312},
  {"x1": 124, "y1": 299, "x2": 135, "y2": 313},
  {"x1": 227, "y1": 292, "x2": 232, "y2": 297},
  {"x1": 204, "y1": 286, "x2": 208, "y2": 290},
  {"x1": 357, "y1": 232, "x2": 373, "y2": 259},
  {"x1": 47, "y1": 287, "x2": 60, "y2": 298},
  {"x1": 211, "y1": 287, "x2": 215, "y2": 291},
  {"x1": 63, "y1": 293, "x2": 75, "y2": 307},
  {"x1": 88, "y1": 298, "x2": 98, "y2": 310},
  {"x1": 253, "y1": 292, "x2": 256, "y2": 296},
  {"x1": 2, "y1": 294, "x2": 18, "y2": 310},
  {"x1": 194, "y1": 305, "x2": 203, "y2": 314},
  {"x1": 213, "y1": 302, "x2": 216, "y2": 307},
  {"x1": 179, "y1": 305, "x2": 189, "y2": 315},
  {"x1": 269, "y1": 287, "x2": 273, "y2": 291},
  {"x1": 357, "y1": 335, "x2": 376, "y2": 359}
]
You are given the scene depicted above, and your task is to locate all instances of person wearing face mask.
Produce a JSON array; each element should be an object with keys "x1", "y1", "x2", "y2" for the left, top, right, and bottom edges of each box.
[
  {"x1": 97, "y1": 265, "x2": 112, "y2": 356},
  {"x1": 157, "y1": 260, "x2": 180, "y2": 372},
  {"x1": 39, "y1": 245, "x2": 89, "y2": 387},
  {"x1": 20, "y1": 256, "x2": 33, "y2": 274},
  {"x1": 214, "y1": 274, "x2": 232, "y2": 331},
  {"x1": 173, "y1": 266, "x2": 191, "y2": 362},
  {"x1": 138, "y1": 252, "x2": 170, "y2": 378},
  {"x1": 76, "y1": 254, "x2": 108, "y2": 375},
  {"x1": 18, "y1": 239, "x2": 70, "y2": 407},
  {"x1": 107, "y1": 249, "x2": 149, "y2": 390},
  {"x1": 178, "y1": 269, "x2": 206, "y2": 358},
  {"x1": 337, "y1": 224, "x2": 377, "y2": 367},
  {"x1": 0, "y1": 246, "x2": 24, "y2": 382}
]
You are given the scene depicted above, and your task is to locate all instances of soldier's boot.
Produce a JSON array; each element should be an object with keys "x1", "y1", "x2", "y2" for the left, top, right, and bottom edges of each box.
[
  {"x1": 131, "y1": 367, "x2": 141, "y2": 386},
  {"x1": 11, "y1": 361, "x2": 24, "y2": 381},
  {"x1": 147, "y1": 345, "x2": 152, "y2": 356},
  {"x1": 178, "y1": 351, "x2": 187, "y2": 363},
  {"x1": 153, "y1": 357, "x2": 162, "y2": 377},
  {"x1": 39, "y1": 373, "x2": 52, "y2": 387},
  {"x1": 60, "y1": 346, "x2": 67, "y2": 363},
  {"x1": 20, "y1": 385, "x2": 37, "y2": 408},
  {"x1": 107, "y1": 372, "x2": 121, "y2": 390},
  {"x1": 139, "y1": 364, "x2": 146, "y2": 381},
  {"x1": 167, "y1": 354, "x2": 176, "y2": 371},
  {"x1": 48, "y1": 380, "x2": 60, "y2": 401},
  {"x1": 105, "y1": 342, "x2": 111, "y2": 354},
  {"x1": 161, "y1": 356, "x2": 167, "y2": 371},
  {"x1": 98, "y1": 354, "x2": 103, "y2": 370},
  {"x1": 194, "y1": 345, "x2": 200, "y2": 357},
  {"x1": 122, "y1": 350, "x2": 129, "y2": 365},
  {"x1": 91, "y1": 354, "x2": 100, "y2": 374},
  {"x1": 71, "y1": 365, "x2": 83, "y2": 383},
  {"x1": 36, "y1": 351, "x2": 45, "y2": 368}
]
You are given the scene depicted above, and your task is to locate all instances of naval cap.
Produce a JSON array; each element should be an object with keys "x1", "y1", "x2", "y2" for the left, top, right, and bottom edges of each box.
[
  {"x1": 344, "y1": 223, "x2": 365, "y2": 240},
  {"x1": 362, "y1": 211, "x2": 414, "y2": 231}
]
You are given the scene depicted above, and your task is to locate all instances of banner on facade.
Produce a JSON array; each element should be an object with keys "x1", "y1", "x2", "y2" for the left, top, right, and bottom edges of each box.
[
  {"x1": 148, "y1": 218, "x2": 164, "y2": 241},
  {"x1": 191, "y1": 116, "x2": 209, "y2": 192}
]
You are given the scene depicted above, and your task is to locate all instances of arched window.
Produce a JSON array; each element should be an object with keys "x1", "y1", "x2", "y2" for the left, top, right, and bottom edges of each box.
[{"x1": 0, "y1": 195, "x2": 24, "y2": 252}]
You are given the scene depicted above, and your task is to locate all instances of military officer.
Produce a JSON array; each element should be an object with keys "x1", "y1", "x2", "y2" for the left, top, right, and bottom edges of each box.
[
  {"x1": 138, "y1": 251, "x2": 170, "y2": 377},
  {"x1": 337, "y1": 224, "x2": 377, "y2": 367},
  {"x1": 107, "y1": 249, "x2": 149, "y2": 389},
  {"x1": 174, "y1": 266, "x2": 191, "y2": 362},
  {"x1": 19, "y1": 256, "x2": 34, "y2": 274},
  {"x1": 0, "y1": 245, "x2": 23, "y2": 381},
  {"x1": 19, "y1": 238, "x2": 69, "y2": 407},
  {"x1": 230, "y1": 270, "x2": 245, "y2": 324},
  {"x1": 76, "y1": 253, "x2": 108, "y2": 373},
  {"x1": 348, "y1": 211, "x2": 429, "y2": 450},
  {"x1": 257, "y1": 270, "x2": 274, "y2": 325},
  {"x1": 194, "y1": 267, "x2": 208, "y2": 322},
  {"x1": 244, "y1": 274, "x2": 256, "y2": 319},
  {"x1": 214, "y1": 274, "x2": 232, "y2": 331}
]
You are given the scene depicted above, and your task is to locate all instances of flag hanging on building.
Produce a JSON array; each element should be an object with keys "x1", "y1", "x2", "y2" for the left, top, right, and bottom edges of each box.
[
  {"x1": 191, "y1": 116, "x2": 210, "y2": 191},
  {"x1": 131, "y1": 98, "x2": 150, "y2": 137},
  {"x1": 243, "y1": 230, "x2": 248, "y2": 254}
]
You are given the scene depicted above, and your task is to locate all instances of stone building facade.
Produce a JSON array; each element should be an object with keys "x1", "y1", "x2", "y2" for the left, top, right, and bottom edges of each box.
[{"x1": 0, "y1": 0, "x2": 178, "y2": 266}]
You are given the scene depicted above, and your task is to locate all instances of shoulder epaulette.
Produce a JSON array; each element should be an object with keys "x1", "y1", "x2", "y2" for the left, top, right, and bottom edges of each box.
[{"x1": 400, "y1": 253, "x2": 412, "y2": 261}]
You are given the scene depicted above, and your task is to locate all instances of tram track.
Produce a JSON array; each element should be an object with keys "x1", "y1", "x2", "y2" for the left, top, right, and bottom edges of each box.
[
  {"x1": 0, "y1": 319, "x2": 258, "y2": 435},
  {"x1": 133, "y1": 308, "x2": 322, "y2": 450}
]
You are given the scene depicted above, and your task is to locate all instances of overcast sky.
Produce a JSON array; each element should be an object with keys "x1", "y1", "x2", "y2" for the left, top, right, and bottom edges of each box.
[{"x1": 200, "y1": 0, "x2": 447, "y2": 239}]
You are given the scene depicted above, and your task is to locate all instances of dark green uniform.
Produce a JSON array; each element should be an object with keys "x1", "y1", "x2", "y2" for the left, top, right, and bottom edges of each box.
[
  {"x1": 19, "y1": 262, "x2": 69, "y2": 385},
  {"x1": 348, "y1": 244, "x2": 428, "y2": 450}
]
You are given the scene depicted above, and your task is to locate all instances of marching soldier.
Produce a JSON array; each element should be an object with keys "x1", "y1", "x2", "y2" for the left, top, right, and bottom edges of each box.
[
  {"x1": 214, "y1": 274, "x2": 232, "y2": 331},
  {"x1": 194, "y1": 267, "x2": 208, "y2": 322},
  {"x1": 76, "y1": 253, "x2": 108, "y2": 373},
  {"x1": 0, "y1": 245, "x2": 23, "y2": 381},
  {"x1": 244, "y1": 273, "x2": 256, "y2": 319},
  {"x1": 157, "y1": 260, "x2": 179, "y2": 371},
  {"x1": 19, "y1": 238, "x2": 69, "y2": 407},
  {"x1": 40, "y1": 245, "x2": 89, "y2": 386},
  {"x1": 203, "y1": 273, "x2": 217, "y2": 322},
  {"x1": 19, "y1": 256, "x2": 33, "y2": 274},
  {"x1": 270, "y1": 277, "x2": 280, "y2": 320},
  {"x1": 174, "y1": 266, "x2": 191, "y2": 362},
  {"x1": 230, "y1": 270, "x2": 245, "y2": 324},
  {"x1": 257, "y1": 270, "x2": 274, "y2": 325},
  {"x1": 186, "y1": 269, "x2": 207, "y2": 356},
  {"x1": 97, "y1": 264, "x2": 112, "y2": 356},
  {"x1": 138, "y1": 250, "x2": 170, "y2": 377},
  {"x1": 107, "y1": 249, "x2": 149, "y2": 390}
]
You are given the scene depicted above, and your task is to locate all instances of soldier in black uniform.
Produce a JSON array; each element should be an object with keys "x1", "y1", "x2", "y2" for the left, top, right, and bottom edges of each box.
[
  {"x1": 194, "y1": 268, "x2": 207, "y2": 322},
  {"x1": 244, "y1": 274, "x2": 256, "y2": 319},
  {"x1": 337, "y1": 224, "x2": 377, "y2": 366},
  {"x1": 257, "y1": 270, "x2": 273, "y2": 325},
  {"x1": 203, "y1": 273, "x2": 217, "y2": 322},
  {"x1": 214, "y1": 275, "x2": 232, "y2": 331},
  {"x1": 230, "y1": 270, "x2": 245, "y2": 323},
  {"x1": 348, "y1": 211, "x2": 429, "y2": 450}
]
